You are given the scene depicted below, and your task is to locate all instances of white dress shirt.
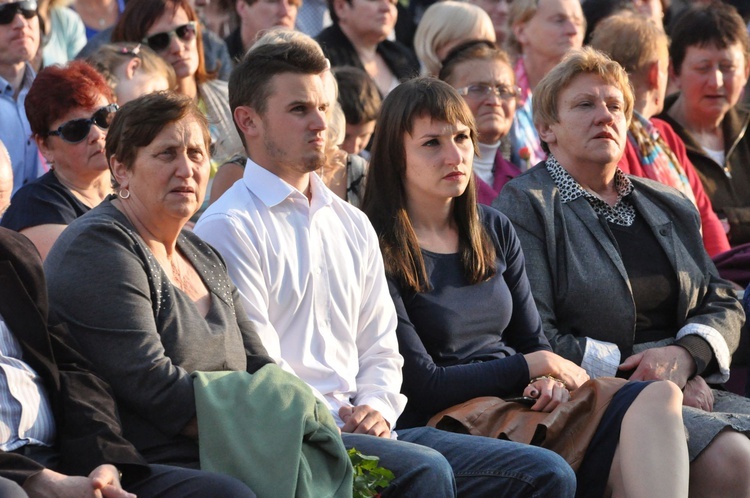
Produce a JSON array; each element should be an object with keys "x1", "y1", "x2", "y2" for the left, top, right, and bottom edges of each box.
[
  {"x1": 0, "y1": 314, "x2": 55, "y2": 451},
  {"x1": 195, "y1": 159, "x2": 407, "y2": 427}
]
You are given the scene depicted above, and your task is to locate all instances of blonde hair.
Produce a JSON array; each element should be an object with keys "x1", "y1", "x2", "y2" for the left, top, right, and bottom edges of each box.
[
  {"x1": 414, "y1": 1, "x2": 496, "y2": 76},
  {"x1": 533, "y1": 47, "x2": 634, "y2": 152},
  {"x1": 507, "y1": 0, "x2": 539, "y2": 56},
  {"x1": 86, "y1": 43, "x2": 177, "y2": 99},
  {"x1": 589, "y1": 12, "x2": 668, "y2": 82}
]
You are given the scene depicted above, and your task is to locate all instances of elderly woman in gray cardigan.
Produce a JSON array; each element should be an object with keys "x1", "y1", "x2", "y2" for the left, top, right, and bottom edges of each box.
[{"x1": 494, "y1": 47, "x2": 750, "y2": 498}]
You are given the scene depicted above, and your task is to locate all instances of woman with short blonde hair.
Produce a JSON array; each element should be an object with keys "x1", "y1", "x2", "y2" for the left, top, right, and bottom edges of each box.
[{"x1": 414, "y1": 1, "x2": 495, "y2": 75}]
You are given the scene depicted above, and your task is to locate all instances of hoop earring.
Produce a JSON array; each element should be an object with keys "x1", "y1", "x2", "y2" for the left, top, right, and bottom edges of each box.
[{"x1": 118, "y1": 188, "x2": 130, "y2": 199}]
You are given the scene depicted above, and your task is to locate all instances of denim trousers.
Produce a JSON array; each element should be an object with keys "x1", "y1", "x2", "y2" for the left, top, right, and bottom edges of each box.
[
  {"x1": 128, "y1": 464, "x2": 258, "y2": 498},
  {"x1": 343, "y1": 426, "x2": 576, "y2": 498}
]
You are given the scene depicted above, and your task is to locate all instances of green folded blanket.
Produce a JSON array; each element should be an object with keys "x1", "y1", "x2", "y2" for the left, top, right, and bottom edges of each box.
[{"x1": 193, "y1": 365, "x2": 353, "y2": 498}]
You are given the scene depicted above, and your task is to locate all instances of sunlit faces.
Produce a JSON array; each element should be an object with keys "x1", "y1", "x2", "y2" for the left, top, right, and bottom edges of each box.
[
  {"x1": 237, "y1": 0, "x2": 300, "y2": 44},
  {"x1": 117, "y1": 117, "x2": 210, "y2": 221},
  {"x1": 0, "y1": 0, "x2": 39, "y2": 68},
  {"x1": 538, "y1": 73, "x2": 628, "y2": 169},
  {"x1": 335, "y1": 0, "x2": 397, "y2": 43},
  {"x1": 672, "y1": 42, "x2": 749, "y2": 126},
  {"x1": 146, "y1": 7, "x2": 199, "y2": 79},
  {"x1": 341, "y1": 120, "x2": 375, "y2": 155},
  {"x1": 252, "y1": 72, "x2": 329, "y2": 183},
  {"x1": 403, "y1": 116, "x2": 474, "y2": 202},
  {"x1": 38, "y1": 96, "x2": 111, "y2": 176},
  {"x1": 514, "y1": 0, "x2": 584, "y2": 63},
  {"x1": 449, "y1": 58, "x2": 516, "y2": 144}
]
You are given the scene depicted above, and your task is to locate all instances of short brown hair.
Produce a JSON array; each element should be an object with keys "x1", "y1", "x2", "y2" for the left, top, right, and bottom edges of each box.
[
  {"x1": 533, "y1": 47, "x2": 634, "y2": 152},
  {"x1": 669, "y1": 1, "x2": 749, "y2": 75},
  {"x1": 438, "y1": 40, "x2": 512, "y2": 85},
  {"x1": 228, "y1": 39, "x2": 328, "y2": 145},
  {"x1": 332, "y1": 66, "x2": 381, "y2": 125},
  {"x1": 105, "y1": 91, "x2": 210, "y2": 180}
]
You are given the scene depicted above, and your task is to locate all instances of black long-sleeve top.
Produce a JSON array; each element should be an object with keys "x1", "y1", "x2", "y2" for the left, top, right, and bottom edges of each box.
[{"x1": 390, "y1": 205, "x2": 550, "y2": 429}]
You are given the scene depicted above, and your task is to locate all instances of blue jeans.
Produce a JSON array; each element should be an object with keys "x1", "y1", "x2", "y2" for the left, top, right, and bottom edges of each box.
[
  {"x1": 128, "y1": 464, "x2": 257, "y2": 498},
  {"x1": 342, "y1": 432, "x2": 456, "y2": 497},
  {"x1": 344, "y1": 427, "x2": 576, "y2": 498},
  {"x1": 0, "y1": 477, "x2": 26, "y2": 498}
]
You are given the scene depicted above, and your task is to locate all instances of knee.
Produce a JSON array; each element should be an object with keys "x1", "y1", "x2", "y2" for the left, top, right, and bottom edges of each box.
[
  {"x1": 529, "y1": 448, "x2": 577, "y2": 498},
  {"x1": 639, "y1": 380, "x2": 684, "y2": 412},
  {"x1": 690, "y1": 430, "x2": 750, "y2": 490},
  {"x1": 696, "y1": 431, "x2": 750, "y2": 481},
  {"x1": 191, "y1": 473, "x2": 257, "y2": 498},
  {"x1": 408, "y1": 446, "x2": 454, "y2": 481}
]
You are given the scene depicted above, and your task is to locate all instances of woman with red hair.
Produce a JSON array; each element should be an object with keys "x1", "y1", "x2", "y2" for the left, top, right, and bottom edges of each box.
[
  {"x1": 111, "y1": 0, "x2": 243, "y2": 170},
  {"x1": 1, "y1": 61, "x2": 116, "y2": 260}
]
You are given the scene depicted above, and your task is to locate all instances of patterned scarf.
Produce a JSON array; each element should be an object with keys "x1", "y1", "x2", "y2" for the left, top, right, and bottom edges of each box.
[
  {"x1": 546, "y1": 155, "x2": 636, "y2": 227},
  {"x1": 628, "y1": 113, "x2": 697, "y2": 207},
  {"x1": 510, "y1": 58, "x2": 546, "y2": 169}
]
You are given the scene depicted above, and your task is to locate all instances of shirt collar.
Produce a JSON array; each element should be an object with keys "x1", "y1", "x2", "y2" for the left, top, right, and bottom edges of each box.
[
  {"x1": 242, "y1": 157, "x2": 334, "y2": 209},
  {"x1": 0, "y1": 63, "x2": 36, "y2": 97},
  {"x1": 545, "y1": 154, "x2": 636, "y2": 226},
  {"x1": 545, "y1": 154, "x2": 633, "y2": 204}
]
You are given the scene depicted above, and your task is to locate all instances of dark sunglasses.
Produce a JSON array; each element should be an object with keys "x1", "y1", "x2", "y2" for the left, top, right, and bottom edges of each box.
[
  {"x1": 0, "y1": 0, "x2": 38, "y2": 25},
  {"x1": 141, "y1": 21, "x2": 197, "y2": 52},
  {"x1": 45, "y1": 104, "x2": 119, "y2": 144}
]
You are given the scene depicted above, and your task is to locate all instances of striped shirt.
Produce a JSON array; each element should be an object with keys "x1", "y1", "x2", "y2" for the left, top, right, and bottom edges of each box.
[{"x1": 0, "y1": 314, "x2": 55, "y2": 451}]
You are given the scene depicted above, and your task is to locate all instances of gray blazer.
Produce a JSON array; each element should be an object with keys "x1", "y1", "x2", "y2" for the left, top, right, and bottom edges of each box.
[{"x1": 493, "y1": 164, "x2": 744, "y2": 383}]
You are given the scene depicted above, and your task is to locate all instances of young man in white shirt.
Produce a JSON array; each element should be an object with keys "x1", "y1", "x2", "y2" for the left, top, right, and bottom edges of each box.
[{"x1": 195, "y1": 39, "x2": 576, "y2": 497}]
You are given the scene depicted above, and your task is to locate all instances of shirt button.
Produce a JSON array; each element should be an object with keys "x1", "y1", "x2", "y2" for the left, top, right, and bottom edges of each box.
[
  {"x1": 659, "y1": 229, "x2": 668, "y2": 236},
  {"x1": 316, "y1": 268, "x2": 322, "y2": 275}
]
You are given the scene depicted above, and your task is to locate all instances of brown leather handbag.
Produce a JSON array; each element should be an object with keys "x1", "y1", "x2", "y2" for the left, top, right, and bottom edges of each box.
[{"x1": 427, "y1": 377, "x2": 627, "y2": 471}]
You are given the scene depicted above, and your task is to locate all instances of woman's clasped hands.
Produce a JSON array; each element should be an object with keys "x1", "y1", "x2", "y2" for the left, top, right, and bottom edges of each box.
[{"x1": 523, "y1": 350, "x2": 590, "y2": 412}]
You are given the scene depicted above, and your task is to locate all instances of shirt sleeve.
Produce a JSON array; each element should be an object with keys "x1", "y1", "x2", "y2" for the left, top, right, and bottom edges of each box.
[
  {"x1": 391, "y1": 277, "x2": 530, "y2": 416},
  {"x1": 349, "y1": 223, "x2": 407, "y2": 428},
  {"x1": 194, "y1": 213, "x2": 294, "y2": 371}
]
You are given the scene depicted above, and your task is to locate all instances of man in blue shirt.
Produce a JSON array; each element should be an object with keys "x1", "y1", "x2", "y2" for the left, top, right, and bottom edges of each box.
[{"x1": 0, "y1": 0, "x2": 42, "y2": 194}]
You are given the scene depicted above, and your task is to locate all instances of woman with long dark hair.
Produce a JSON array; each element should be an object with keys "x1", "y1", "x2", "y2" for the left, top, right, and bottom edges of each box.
[{"x1": 362, "y1": 76, "x2": 689, "y2": 497}]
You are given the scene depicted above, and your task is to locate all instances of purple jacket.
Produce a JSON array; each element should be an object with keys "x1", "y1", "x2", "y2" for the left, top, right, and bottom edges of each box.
[{"x1": 476, "y1": 152, "x2": 521, "y2": 206}]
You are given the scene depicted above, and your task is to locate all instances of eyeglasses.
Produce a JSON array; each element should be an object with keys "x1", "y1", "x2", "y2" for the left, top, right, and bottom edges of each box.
[
  {"x1": 455, "y1": 84, "x2": 521, "y2": 101},
  {"x1": 0, "y1": 1, "x2": 37, "y2": 25},
  {"x1": 45, "y1": 104, "x2": 119, "y2": 144},
  {"x1": 141, "y1": 22, "x2": 197, "y2": 53}
]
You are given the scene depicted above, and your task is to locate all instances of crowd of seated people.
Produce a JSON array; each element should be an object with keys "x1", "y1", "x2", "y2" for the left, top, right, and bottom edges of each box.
[{"x1": 2, "y1": 0, "x2": 750, "y2": 496}]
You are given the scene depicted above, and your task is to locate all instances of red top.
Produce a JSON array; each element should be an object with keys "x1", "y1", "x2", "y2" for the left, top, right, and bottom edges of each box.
[{"x1": 619, "y1": 117, "x2": 730, "y2": 257}]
